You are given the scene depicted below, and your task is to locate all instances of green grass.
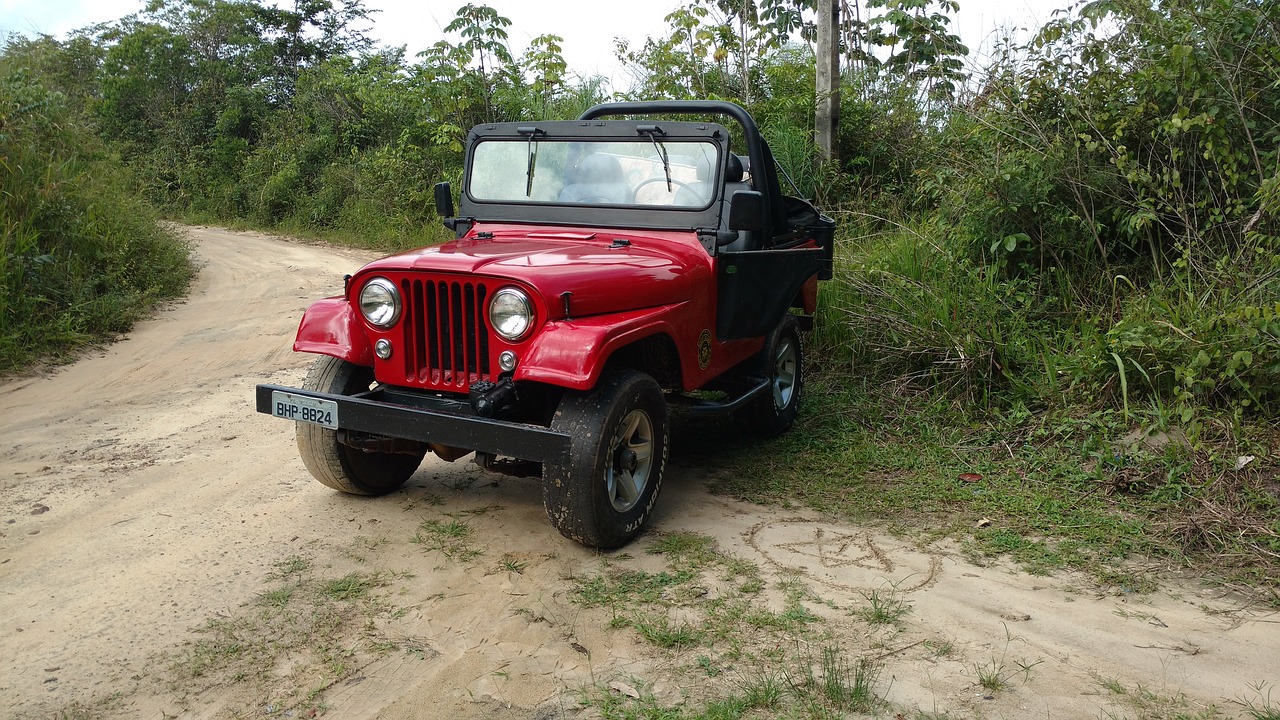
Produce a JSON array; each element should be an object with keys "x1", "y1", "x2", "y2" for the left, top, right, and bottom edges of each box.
[
  {"x1": 320, "y1": 572, "x2": 382, "y2": 601},
  {"x1": 151, "y1": 550, "x2": 406, "y2": 718},
  {"x1": 974, "y1": 657, "x2": 1007, "y2": 693},
  {"x1": 584, "y1": 647, "x2": 885, "y2": 720},
  {"x1": 497, "y1": 553, "x2": 527, "y2": 574},
  {"x1": 632, "y1": 613, "x2": 704, "y2": 649},
  {"x1": 412, "y1": 516, "x2": 484, "y2": 561},
  {"x1": 787, "y1": 645, "x2": 883, "y2": 716},
  {"x1": 256, "y1": 586, "x2": 295, "y2": 607},
  {"x1": 1099, "y1": 678, "x2": 1225, "y2": 719},
  {"x1": 924, "y1": 639, "x2": 954, "y2": 658},
  {"x1": 570, "y1": 533, "x2": 890, "y2": 719},
  {"x1": 857, "y1": 587, "x2": 912, "y2": 625},
  {"x1": 575, "y1": 568, "x2": 698, "y2": 610},
  {"x1": 1241, "y1": 683, "x2": 1280, "y2": 720},
  {"x1": 697, "y1": 368, "x2": 1280, "y2": 590},
  {"x1": 971, "y1": 627, "x2": 1043, "y2": 695},
  {"x1": 648, "y1": 531, "x2": 721, "y2": 568},
  {"x1": 266, "y1": 555, "x2": 312, "y2": 581}
]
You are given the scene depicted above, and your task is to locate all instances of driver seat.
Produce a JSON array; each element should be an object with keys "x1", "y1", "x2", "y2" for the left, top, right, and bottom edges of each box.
[
  {"x1": 720, "y1": 154, "x2": 757, "y2": 252},
  {"x1": 558, "y1": 153, "x2": 630, "y2": 204}
]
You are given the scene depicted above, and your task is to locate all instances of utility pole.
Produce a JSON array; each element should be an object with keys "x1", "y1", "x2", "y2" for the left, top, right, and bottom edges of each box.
[{"x1": 815, "y1": 0, "x2": 840, "y2": 165}]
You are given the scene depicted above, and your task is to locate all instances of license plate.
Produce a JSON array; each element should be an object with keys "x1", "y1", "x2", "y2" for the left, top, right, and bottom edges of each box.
[{"x1": 271, "y1": 391, "x2": 339, "y2": 429}]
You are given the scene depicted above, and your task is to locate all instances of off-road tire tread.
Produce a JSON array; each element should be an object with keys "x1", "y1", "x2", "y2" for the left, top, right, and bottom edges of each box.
[
  {"x1": 296, "y1": 355, "x2": 423, "y2": 495},
  {"x1": 543, "y1": 368, "x2": 668, "y2": 548}
]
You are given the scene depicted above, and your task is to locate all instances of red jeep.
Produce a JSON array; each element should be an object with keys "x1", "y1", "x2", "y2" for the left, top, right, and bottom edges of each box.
[{"x1": 256, "y1": 101, "x2": 834, "y2": 548}]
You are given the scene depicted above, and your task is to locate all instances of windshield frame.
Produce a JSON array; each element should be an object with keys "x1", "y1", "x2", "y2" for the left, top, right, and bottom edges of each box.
[
  {"x1": 459, "y1": 120, "x2": 731, "y2": 233},
  {"x1": 468, "y1": 137, "x2": 720, "y2": 211}
]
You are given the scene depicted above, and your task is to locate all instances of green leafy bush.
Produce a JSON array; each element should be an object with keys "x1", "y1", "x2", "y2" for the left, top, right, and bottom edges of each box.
[
  {"x1": 833, "y1": 0, "x2": 1280, "y2": 415},
  {"x1": 0, "y1": 54, "x2": 192, "y2": 372}
]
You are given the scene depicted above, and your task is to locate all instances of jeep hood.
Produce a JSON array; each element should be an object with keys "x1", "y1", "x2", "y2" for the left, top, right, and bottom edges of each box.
[{"x1": 356, "y1": 226, "x2": 704, "y2": 319}]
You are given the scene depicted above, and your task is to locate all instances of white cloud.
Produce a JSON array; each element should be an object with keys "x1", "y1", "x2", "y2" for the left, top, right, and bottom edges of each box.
[{"x1": 0, "y1": 0, "x2": 145, "y2": 38}]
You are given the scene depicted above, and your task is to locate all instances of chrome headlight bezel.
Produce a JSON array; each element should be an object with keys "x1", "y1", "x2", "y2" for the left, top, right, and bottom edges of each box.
[
  {"x1": 358, "y1": 277, "x2": 402, "y2": 328},
  {"x1": 488, "y1": 287, "x2": 534, "y2": 341}
]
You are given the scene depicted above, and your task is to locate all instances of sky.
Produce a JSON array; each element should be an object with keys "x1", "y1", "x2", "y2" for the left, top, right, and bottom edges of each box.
[{"x1": 0, "y1": 0, "x2": 1069, "y2": 89}]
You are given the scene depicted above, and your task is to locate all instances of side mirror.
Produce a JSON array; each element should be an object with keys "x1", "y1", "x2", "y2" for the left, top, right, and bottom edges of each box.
[
  {"x1": 727, "y1": 190, "x2": 766, "y2": 234},
  {"x1": 434, "y1": 182, "x2": 455, "y2": 220}
]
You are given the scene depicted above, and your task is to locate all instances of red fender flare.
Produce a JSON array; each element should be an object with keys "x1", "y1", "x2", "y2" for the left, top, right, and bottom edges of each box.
[
  {"x1": 517, "y1": 305, "x2": 680, "y2": 391},
  {"x1": 292, "y1": 297, "x2": 373, "y2": 366}
]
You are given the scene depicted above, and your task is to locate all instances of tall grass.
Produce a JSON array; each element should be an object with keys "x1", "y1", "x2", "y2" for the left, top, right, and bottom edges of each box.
[
  {"x1": 816, "y1": 207, "x2": 1280, "y2": 418},
  {"x1": 814, "y1": 213, "x2": 1048, "y2": 408},
  {"x1": 1, "y1": 57, "x2": 193, "y2": 373}
]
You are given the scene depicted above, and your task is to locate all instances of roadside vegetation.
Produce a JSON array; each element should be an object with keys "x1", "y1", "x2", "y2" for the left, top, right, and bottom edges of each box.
[
  {"x1": 0, "y1": 50, "x2": 192, "y2": 373},
  {"x1": 2, "y1": 0, "x2": 1276, "y2": 591}
]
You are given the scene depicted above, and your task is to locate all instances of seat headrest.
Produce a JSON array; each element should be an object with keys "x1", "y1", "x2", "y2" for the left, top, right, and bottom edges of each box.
[
  {"x1": 725, "y1": 153, "x2": 744, "y2": 183},
  {"x1": 579, "y1": 153, "x2": 623, "y2": 183}
]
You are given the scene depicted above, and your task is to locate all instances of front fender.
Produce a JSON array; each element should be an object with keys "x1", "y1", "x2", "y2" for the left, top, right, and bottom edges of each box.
[
  {"x1": 293, "y1": 297, "x2": 374, "y2": 366},
  {"x1": 518, "y1": 305, "x2": 680, "y2": 391}
]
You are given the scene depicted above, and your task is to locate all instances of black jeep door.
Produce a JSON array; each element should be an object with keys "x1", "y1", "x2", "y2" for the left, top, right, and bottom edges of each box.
[{"x1": 715, "y1": 247, "x2": 825, "y2": 340}]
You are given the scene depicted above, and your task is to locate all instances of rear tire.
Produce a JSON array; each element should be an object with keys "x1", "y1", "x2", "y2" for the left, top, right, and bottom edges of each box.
[
  {"x1": 296, "y1": 355, "x2": 425, "y2": 495},
  {"x1": 734, "y1": 314, "x2": 803, "y2": 437},
  {"x1": 543, "y1": 368, "x2": 668, "y2": 548}
]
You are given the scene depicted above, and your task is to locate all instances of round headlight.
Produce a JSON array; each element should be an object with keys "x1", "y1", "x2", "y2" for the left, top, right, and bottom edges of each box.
[
  {"x1": 489, "y1": 287, "x2": 534, "y2": 341},
  {"x1": 358, "y1": 277, "x2": 401, "y2": 328}
]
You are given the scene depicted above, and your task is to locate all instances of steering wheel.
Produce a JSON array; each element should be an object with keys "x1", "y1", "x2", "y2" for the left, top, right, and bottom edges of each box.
[{"x1": 632, "y1": 178, "x2": 699, "y2": 205}]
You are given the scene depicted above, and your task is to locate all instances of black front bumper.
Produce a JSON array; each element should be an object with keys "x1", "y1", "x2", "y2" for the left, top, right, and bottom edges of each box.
[{"x1": 255, "y1": 384, "x2": 571, "y2": 465}]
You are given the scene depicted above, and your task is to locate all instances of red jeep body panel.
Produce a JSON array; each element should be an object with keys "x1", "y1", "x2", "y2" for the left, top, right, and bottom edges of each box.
[
  {"x1": 295, "y1": 223, "x2": 764, "y2": 393},
  {"x1": 293, "y1": 297, "x2": 373, "y2": 366},
  {"x1": 358, "y1": 225, "x2": 701, "y2": 319},
  {"x1": 518, "y1": 306, "x2": 681, "y2": 389}
]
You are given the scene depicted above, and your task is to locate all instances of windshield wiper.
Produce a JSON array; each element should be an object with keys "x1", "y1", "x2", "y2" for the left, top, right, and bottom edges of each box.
[
  {"x1": 637, "y1": 125, "x2": 671, "y2": 192},
  {"x1": 517, "y1": 126, "x2": 544, "y2": 197}
]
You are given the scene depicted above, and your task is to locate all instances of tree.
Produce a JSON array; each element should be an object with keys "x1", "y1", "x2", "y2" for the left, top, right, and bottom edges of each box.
[
  {"x1": 816, "y1": 0, "x2": 839, "y2": 162},
  {"x1": 523, "y1": 34, "x2": 567, "y2": 119},
  {"x1": 865, "y1": 0, "x2": 967, "y2": 111},
  {"x1": 442, "y1": 3, "x2": 514, "y2": 122},
  {"x1": 253, "y1": 0, "x2": 376, "y2": 100}
]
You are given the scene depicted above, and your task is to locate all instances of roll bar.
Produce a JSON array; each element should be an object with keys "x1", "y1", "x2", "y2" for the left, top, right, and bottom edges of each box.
[{"x1": 578, "y1": 101, "x2": 773, "y2": 228}]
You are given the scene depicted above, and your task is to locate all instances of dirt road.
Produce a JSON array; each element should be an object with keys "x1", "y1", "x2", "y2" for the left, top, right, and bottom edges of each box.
[{"x1": 2, "y1": 227, "x2": 1276, "y2": 719}]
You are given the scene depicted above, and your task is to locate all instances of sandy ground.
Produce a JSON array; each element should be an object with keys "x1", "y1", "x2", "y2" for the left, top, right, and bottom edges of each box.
[{"x1": 1, "y1": 226, "x2": 1277, "y2": 719}]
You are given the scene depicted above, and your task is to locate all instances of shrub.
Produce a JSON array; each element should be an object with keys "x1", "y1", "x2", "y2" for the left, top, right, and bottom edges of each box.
[{"x1": 0, "y1": 53, "x2": 192, "y2": 373}]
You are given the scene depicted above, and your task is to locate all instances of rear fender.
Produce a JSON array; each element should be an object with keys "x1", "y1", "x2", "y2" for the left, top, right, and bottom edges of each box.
[
  {"x1": 800, "y1": 275, "x2": 818, "y2": 314},
  {"x1": 293, "y1": 297, "x2": 374, "y2": 366},
  {"x1": 518, "y1": 306, "x2": 678, "y2": 391}
]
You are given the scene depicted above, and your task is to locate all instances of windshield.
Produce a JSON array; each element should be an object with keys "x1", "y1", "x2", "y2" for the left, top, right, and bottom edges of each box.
[{"x1": 468, "y1": 139, "x2": 719, "y2": 209}]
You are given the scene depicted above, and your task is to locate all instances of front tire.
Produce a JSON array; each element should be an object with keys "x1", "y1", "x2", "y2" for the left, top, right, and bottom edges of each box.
[
  {"x1": 734, "y1": 314, "x2": 803, "y2": 437},
  {"x1": 543, "y1": 368, "x2": 669, "y2": 548},
  {"x1": 296, "y1": 355, "x2": 425, "y2": 495}
]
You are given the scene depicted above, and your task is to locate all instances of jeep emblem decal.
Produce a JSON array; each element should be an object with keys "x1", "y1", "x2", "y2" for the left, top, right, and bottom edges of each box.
[{"x1": 697, "y1": 329, "x2": 713, "y2": 369}]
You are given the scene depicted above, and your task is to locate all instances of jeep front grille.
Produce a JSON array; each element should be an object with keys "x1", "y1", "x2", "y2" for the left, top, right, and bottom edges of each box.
[{"x1": 399, "y1": 277, "x2": 492, "y2": 389}]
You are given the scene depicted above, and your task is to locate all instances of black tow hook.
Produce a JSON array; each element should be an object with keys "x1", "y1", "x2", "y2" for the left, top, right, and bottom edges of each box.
[{"x1": 469, "y1": 379, "x2": 518, "y2": 418}]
